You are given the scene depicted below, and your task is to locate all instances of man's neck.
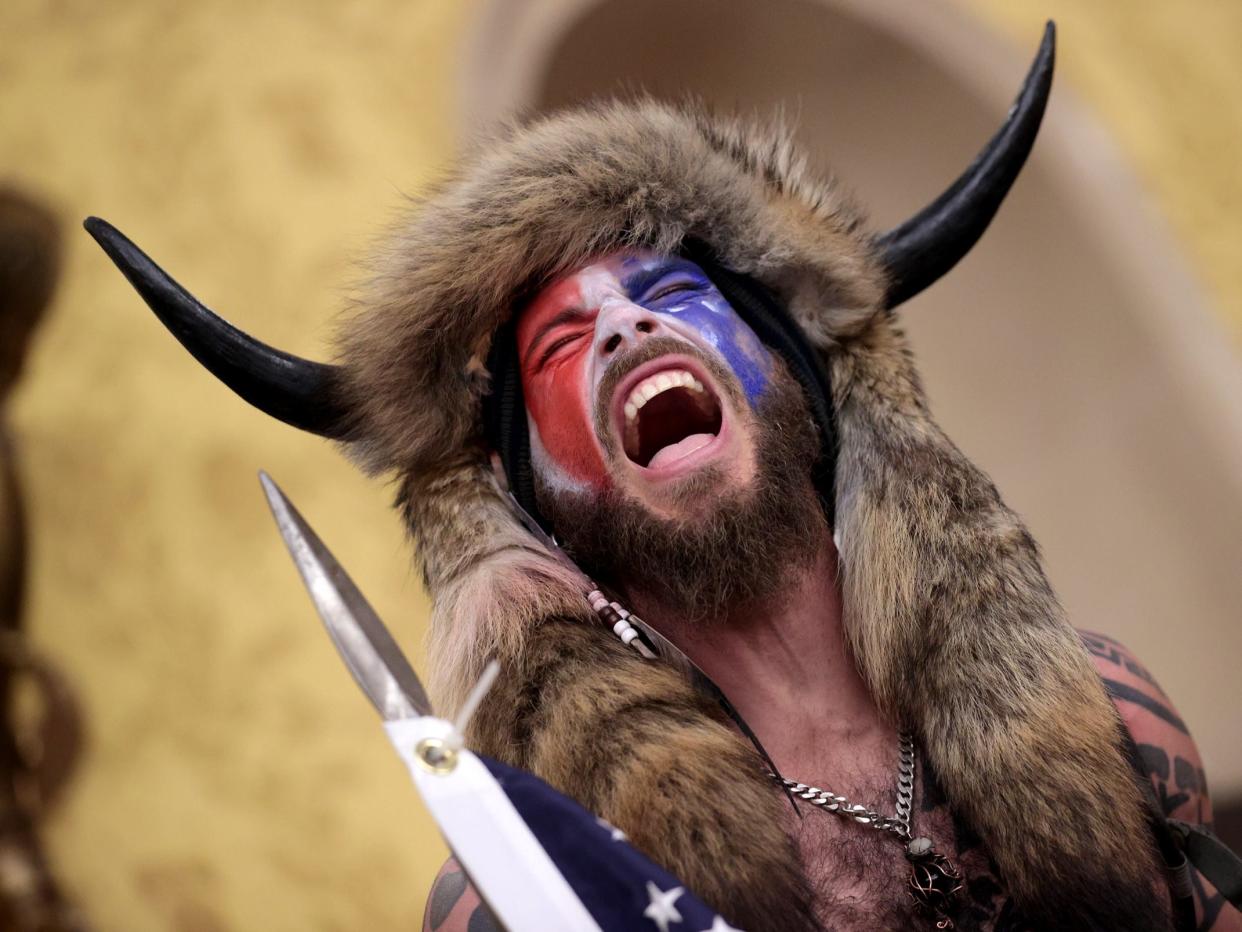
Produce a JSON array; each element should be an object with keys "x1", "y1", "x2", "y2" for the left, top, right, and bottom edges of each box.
[{"x1": 627, "y1": 540, "x2": 896, "y2": 786}]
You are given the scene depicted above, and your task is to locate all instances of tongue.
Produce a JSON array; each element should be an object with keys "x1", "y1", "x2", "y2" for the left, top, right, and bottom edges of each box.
[{"x1": 646, "y1": 433, "x2": 715, "y2": 470}]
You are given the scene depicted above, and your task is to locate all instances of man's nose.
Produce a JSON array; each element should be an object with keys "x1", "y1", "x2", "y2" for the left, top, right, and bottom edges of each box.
[{"x1": 594, "y1": 300, "x2": 663, "y2": 358}]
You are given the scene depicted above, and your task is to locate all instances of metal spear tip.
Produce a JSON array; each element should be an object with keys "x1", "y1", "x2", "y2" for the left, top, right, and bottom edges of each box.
[{"x1": 258, "y1": 470, "x2": 434, "y2": 721}]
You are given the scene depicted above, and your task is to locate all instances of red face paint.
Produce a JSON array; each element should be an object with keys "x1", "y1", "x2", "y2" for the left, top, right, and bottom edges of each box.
[
  {"x1": 516, "y1": 274, "x2": 610, "y2": 488},
  {"x1": 515, "y1": 252, "x2": 773, "y2": 489}
]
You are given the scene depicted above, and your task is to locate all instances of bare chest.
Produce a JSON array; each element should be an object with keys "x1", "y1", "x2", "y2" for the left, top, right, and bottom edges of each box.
[{"x1": 786, "y1": 777, "x2": 1035, "y2": 931}]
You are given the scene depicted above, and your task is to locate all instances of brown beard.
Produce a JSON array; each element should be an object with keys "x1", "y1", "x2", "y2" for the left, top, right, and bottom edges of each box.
[{"x1": 534, "y1": 340, "x2": 827, "y2": 624}]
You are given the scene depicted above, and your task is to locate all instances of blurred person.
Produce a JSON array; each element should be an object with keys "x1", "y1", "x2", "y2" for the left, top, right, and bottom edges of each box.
[
  {"x1": 89, "y1": 28, "x2": 1240, "y2": 932},
  {"x1": 0, "y1": 187, "x2": 91, "y2": 932}
]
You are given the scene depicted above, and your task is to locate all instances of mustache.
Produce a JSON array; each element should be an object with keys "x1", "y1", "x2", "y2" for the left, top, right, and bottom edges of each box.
[
  {"x1": 541, "y1": 360, "x2": 826, "y2": 624},
  {"x1": 592, "y1": 337, "x2": 743, "y2": 456}
]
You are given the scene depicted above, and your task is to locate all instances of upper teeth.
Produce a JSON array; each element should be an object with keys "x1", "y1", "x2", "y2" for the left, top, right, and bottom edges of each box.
[{"x1": 623, "y1": 369, "x2": 706, "y2": 422}]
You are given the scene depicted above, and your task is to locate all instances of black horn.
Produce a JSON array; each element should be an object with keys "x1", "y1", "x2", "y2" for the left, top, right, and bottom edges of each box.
[
  {"x1": 84, "y1": 217, "x2": 349, "y2": 439},
  {"x1": 875, "y1": 21, "x2": 1056, "y2": 309}
]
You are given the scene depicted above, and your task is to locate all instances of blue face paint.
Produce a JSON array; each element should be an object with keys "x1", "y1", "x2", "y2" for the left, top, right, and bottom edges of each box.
[{"x1": 618, "y1": 256, "x2": 773, "y2": 405}]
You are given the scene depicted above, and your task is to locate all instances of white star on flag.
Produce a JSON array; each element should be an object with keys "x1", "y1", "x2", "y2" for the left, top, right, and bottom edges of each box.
[
  {"x1": 701, "y1": 916, "x2": 743, "y2": 932},
  {"x1": 643, "y1": 881, "x2": 685, "y2": 932},
  {"x1": 595, "y1": 816, "x2": 627, "y2": 841}
]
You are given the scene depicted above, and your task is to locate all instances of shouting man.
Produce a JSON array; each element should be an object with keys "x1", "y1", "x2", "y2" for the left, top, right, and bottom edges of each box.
[{"x1": 88, "y1": 24, "x2": 1239, "y2": 932}]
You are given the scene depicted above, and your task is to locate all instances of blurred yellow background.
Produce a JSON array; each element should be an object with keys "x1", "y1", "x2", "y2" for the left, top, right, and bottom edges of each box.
[{"x1": 2, "y1": 1, "x2": 1240, "y2": 929}]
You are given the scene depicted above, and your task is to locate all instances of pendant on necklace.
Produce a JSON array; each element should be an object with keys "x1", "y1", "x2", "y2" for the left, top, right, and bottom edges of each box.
[{"x1": 905, "y1": 837, "x2": 964, "y2": 930}]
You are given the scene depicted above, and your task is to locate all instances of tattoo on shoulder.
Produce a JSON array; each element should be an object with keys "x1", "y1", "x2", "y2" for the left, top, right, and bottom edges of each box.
[
  {"x1": 1102, "y1": 678, "x2": 1190, "y2": 735},
  {"x1": 467, "y1": 904, "x2": 502, "y2": 932},
  {"x1": 1191, "y1": 864, "x2": 1228, "y2": 931},
  {"x1": 426, "y1": 868, "x2": 468, "y2": 931},
  {"x1": 1080, "y1": 633, "x2": 1165, "y2": 694},
  {"x1": 1136, "y1": 742, "x2": 1213, "y2": 827}
]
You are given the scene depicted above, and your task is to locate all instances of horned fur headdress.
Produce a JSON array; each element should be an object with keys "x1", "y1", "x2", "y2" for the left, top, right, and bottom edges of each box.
[{"x1": 87, "y1": 23, "x2": 1172, "y2": 931}]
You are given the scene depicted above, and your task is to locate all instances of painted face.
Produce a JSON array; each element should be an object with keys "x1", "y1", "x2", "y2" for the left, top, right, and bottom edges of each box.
[{"x1": 515, "y1": 250, "x2": 773, "y2": 489}]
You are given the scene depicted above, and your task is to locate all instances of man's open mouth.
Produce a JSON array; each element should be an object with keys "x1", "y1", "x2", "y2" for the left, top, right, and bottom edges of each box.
[{"x1": 619, "y1": 367, "x2": 723, "y2": 469}]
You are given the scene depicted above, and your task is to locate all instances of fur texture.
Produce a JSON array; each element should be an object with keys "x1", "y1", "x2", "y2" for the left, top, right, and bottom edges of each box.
[{"x1": 336, "y1": 100, "x2": 1167, "y2": 929}]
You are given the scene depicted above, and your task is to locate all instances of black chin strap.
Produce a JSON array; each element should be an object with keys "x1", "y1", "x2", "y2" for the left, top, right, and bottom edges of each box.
[
  {"x1": 483, "y1": 316, "x2": 546, "y2": 532},
  {"x1": 482, "y1": 252, "x2": 839, "y2": 534}
]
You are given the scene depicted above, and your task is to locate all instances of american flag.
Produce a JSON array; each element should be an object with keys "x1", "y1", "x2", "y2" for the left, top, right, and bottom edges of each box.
[{"x1": 386, "y1": 717, "x2": 743, "y2": 932}]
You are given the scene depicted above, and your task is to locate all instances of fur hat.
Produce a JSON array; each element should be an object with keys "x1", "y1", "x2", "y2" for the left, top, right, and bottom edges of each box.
[{"x1": 87, "y1": 23, "x2": 1171, "y2": 931}]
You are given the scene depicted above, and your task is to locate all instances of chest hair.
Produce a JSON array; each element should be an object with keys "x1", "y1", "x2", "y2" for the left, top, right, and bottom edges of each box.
[{"x1": 786, "y1": 771, "x2": 1035, "y2": 931}]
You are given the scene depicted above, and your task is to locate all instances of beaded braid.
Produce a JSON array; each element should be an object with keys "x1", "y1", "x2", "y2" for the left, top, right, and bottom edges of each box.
[{"x1": 586, "y1": 588, "x2": 657, "y2": 659}]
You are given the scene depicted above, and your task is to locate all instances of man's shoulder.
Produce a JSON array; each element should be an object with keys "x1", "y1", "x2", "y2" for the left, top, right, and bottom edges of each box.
[
  {"x1": 1083, "y1": 633, "x2": 1242, "y2": 929},
  {"x1": 423, "y1": 857, "x2": 495, "y2": 932},
  {"x1": 1079, "y1": 630, "x2": 1190, "y2": 731},
  {"x1": 1078, "y1": 630, "x2": 1212, "y2": 826}
]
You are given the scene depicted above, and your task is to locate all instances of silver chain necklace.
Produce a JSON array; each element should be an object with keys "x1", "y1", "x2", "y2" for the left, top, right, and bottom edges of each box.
[
  {"x1": 551, "y1": 567, "x2": 968, "y2": 929},
  {"x1": 773, "y1": 733, "x2": 965, "y2": 930}
]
